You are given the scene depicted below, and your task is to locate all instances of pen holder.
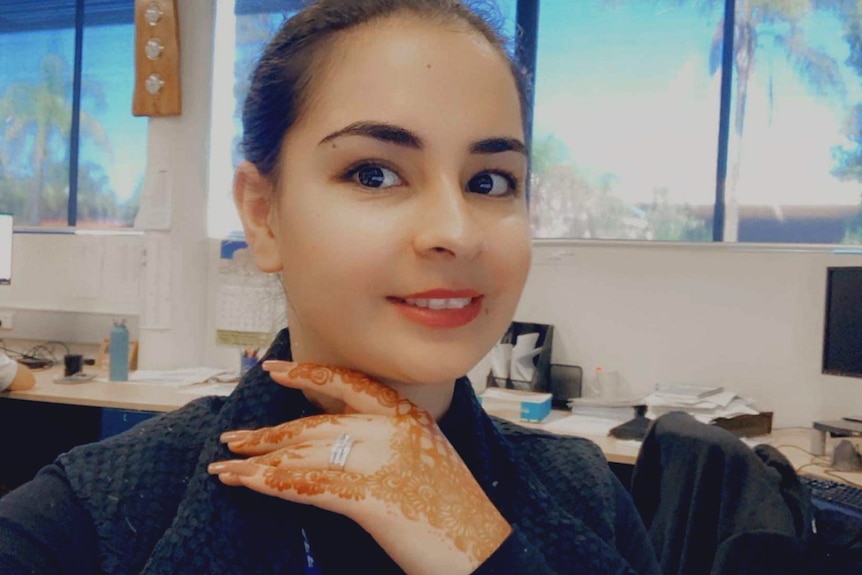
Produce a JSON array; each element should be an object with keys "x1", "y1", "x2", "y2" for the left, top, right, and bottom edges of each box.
[{"x1": 487, "y1": 321, "x2": 554, "y2": 394}]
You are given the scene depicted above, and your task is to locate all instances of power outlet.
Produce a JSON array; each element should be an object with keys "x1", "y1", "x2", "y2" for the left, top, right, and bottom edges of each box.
[{"x1": 0, "y1": 310, "x2": 14, "y2": 330}]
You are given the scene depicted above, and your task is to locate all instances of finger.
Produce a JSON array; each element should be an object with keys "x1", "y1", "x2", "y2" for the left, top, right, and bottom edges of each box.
[
  {"x1": 221, "y1": 413, "x2": 390, "y2": 455},
  {"x1": 247, "y1": 438, "x2": 370, "y2": 474},
  {"x1": 262, "y1": 361, "x2": 418, "y2": 417},
  {"x1": 217, "y1": 472, "x2": 243, "y2": 487},
  {"x1": 211, "y1": 460, "x2": 370, "y2": 510}
]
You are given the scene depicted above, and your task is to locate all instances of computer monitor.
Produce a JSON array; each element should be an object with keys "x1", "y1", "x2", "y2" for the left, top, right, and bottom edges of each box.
[
  {"x1": 0, "y1": 213, "x2": 11, "y2": 285},
  {"x1": 823, "y1": 266, "x2": 862, "y2": 378}
]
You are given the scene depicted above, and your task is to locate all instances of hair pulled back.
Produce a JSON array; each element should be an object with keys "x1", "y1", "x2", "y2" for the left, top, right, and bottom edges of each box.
[{"x1": 240, "y1": 0, "x2": 528, "y2": 178}]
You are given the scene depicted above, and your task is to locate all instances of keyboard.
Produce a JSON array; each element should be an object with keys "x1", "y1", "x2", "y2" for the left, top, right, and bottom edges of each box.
[{"x1": 800, "y1": 475, "x2": 862, "y2": 519}]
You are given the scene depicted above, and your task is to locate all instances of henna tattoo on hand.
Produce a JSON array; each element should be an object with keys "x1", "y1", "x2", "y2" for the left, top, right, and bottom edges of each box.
[
  {"x1": 240, "y1": 414, "x2": 345, "y2": 449},
  {"x1": 288, "y1": 363, "x2": 412, "y2": 414},
  {"x1": 255, "y1": 363, "x2": 510, "y2": 562}
]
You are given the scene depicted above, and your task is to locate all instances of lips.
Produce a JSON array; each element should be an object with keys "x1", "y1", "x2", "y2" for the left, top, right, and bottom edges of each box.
[{"x1": 388, "y1": 289, "x2": 484, "y2": 328}]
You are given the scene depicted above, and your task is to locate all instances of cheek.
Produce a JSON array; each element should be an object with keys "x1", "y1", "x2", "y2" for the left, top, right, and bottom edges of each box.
[
  {"x1": 279, "y1": 201, "x2": 398, "y2": 296},
  {"x1": 482, "y1": 215, "x2": 531, "y2": 329},
  {"x1": 491, "y1": 215, "x2": 532, "y2": 291}
]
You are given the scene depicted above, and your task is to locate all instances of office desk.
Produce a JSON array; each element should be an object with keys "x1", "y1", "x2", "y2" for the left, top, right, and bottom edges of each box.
[
  {"x1": 4, "y1": 372, "x2": 861, "y2": 489},
  {"x1": 485, "y1": 407, "x2": 862, "y2": 487},
  {"x1": 3, "y1": 365, "x2": 194, "y2": 412}
]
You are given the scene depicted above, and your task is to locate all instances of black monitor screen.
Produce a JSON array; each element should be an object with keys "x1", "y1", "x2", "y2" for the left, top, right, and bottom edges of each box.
[{"x1": 823, "y1": 267, "x2": 862, "y2": 378}]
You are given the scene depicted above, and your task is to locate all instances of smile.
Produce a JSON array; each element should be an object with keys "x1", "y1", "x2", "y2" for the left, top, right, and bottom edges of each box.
[
  {"x1": 403, "y1": 297, "x2": 473, "y2": 310},
  {"x1": 388, "y1": 289, "x2": 484, "y2": 328}
]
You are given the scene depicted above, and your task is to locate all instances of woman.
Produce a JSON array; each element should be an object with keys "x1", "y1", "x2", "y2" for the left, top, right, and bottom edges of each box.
[{"x1": 0, "y1": 1, "x2": 658, "y2": 573}]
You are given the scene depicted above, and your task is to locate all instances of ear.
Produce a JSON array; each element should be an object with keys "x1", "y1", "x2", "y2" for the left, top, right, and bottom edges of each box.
[{"x1": 233, "y1": 161, "x2": 283, "y2": 273}]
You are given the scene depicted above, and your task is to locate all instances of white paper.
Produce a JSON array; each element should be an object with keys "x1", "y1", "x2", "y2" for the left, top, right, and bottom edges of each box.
[
  {"x1": 512, "y1": 347, "x2": 542, "y2": 382},
  {"x1": 98, "y1": 367, "x2": 229, "y2": 387},
  {"x1": 545, "y1": 414, "x2": 624, "y2": 436},
  {"x1": 643, "y1": 389, "x2": 738, "y2": 409},
  {"x1": 645, "y1": 388, "x2": 760, "y2": 422},
  {"x1": 510, "y1": 332, "x2": 541, "y2": 383}
]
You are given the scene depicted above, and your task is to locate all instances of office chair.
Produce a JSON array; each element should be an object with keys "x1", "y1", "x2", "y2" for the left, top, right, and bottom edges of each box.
[{"x1": 630, "y1": 411, "x2": 817, "y2": 575}]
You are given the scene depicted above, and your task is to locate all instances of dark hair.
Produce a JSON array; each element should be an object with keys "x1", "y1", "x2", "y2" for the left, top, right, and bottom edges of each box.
[{"x1": 240, "y1": 0, "x2": 529, "y2": 178}]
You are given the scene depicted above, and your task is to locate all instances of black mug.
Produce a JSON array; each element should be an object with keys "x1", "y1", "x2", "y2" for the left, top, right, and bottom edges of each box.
[{"x1": 64, "y1": 354, "x2": 83, "y2": 377}]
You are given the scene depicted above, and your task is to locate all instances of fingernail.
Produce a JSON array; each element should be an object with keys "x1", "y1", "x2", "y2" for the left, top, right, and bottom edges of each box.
[
  {"x1": 208, "y1": 461, "x2": 232, "y2": 474},
  {"x1": 221, "y1": 430, "x2": 253, "y2": 443},
  {"x1": 262, "y1": 360, "x2": 291, "y2": 372},
  {"x1": 208, "y1": 460, "x2": 256, "y2": 477}
]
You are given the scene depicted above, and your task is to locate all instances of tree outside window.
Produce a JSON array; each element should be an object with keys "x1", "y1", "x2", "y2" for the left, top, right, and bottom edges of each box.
[{"x1": 0, "y1": 1, "x2": 146, "y2": 228}]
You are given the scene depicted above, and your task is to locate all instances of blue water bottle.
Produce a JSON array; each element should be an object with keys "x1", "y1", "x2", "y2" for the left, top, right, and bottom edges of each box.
[{"x1": 109, "y1": 318, "x2": 130, "y2": 381}]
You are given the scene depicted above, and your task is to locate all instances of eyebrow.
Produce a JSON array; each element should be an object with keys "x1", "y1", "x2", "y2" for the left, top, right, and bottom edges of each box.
[{"x1": 318, "y1": 121, "x2": 527, "y2": 156}]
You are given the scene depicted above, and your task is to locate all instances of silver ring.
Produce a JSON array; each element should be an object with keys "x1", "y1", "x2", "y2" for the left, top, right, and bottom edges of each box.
[{"x1": 328, "y1": 433, "x2": 354, "y2": 471}]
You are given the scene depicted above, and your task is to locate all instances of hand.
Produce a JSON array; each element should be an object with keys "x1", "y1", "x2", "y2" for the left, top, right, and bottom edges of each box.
[{"x1": 207, "y1": 361, "x2": 511, "y2": 575}]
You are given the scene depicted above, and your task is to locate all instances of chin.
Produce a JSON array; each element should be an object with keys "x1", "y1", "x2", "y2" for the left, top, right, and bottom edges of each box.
[{"x1": 359, "y1": 336, "x2": 491, "y2": 387}]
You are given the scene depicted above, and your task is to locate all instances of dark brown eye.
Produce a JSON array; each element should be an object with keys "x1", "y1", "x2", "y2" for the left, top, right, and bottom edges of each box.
[
  {"x1": 351, "y1": 164, "x2": 401, "y2": 189},
  {"x1": 467, "y1": 172, "x2": 513, "y2": 196}
]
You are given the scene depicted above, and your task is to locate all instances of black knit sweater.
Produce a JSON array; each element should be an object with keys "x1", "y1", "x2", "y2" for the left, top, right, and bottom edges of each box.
[{"x1": 0, "y1": 331, "x2": 658, "y2": 574}]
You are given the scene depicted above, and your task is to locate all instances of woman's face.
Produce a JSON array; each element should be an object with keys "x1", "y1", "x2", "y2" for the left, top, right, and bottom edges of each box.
[{"x1": 261, "y1": 15, "x2": 531, "y2": 387}]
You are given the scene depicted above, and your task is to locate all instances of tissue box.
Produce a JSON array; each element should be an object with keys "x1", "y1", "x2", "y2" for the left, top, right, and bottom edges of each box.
[{"x1": 478, "y1": 388, "x2": 553, "y2": 423}]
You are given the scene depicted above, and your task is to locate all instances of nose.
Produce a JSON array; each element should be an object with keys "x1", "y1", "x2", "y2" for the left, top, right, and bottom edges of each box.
[{"x1": 412, "y1": 178, "x2": 484, "y2": 261}]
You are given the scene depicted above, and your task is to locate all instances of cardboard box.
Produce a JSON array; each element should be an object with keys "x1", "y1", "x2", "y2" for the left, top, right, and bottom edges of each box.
[{"x1": 478, "y1": 388, "x2": 553, "y2": 423}]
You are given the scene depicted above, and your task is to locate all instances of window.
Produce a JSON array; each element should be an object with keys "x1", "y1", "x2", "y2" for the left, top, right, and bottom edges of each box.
[
  {"x1": 531, "y1": 0, "x2": 862, "y2": 244},
  {"x1": 530, "y1": 0, "x2": 722, "y2": 241},
  {"x1": 726, "y1": 3, "x2": 862, "y2": 244},
  {"x1": 0, "y1": 0, "x2": 147, "y2": 228}
]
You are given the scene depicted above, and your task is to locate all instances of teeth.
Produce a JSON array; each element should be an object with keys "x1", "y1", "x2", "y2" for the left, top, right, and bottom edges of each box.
[{"x1": 404, "y1": 298, "x2": 473, "y2": 310}]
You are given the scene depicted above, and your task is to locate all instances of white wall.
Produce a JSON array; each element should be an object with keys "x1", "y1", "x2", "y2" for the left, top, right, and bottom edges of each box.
[
  {"x1": 2, "y1": 3, "x2": 861, "y2": 427},
  {"x1": 0, "y1": 233, "x2": 141, "y2": 317},
  {"x1": 495, "y1": 242, "x2": 862, "y2": 427}
]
